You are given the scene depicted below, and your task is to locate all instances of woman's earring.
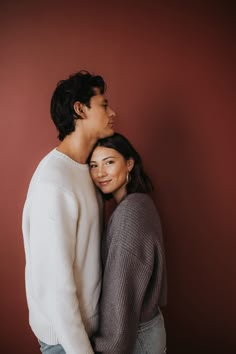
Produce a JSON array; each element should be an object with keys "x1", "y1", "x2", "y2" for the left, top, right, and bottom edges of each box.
[{"x1": 126, "y1": 172, "x2": 131, "y2": 184}]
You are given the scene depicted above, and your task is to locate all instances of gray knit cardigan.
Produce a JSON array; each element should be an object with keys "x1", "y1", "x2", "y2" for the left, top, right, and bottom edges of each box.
[{"x1": 93, "y1": 193, "x2": 167, "y2": 354}]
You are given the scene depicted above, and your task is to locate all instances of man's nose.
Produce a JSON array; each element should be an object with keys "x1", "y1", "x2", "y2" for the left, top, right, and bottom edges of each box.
[{"x1": 108, "y1": 106, "x2": 116, "y2": 117}]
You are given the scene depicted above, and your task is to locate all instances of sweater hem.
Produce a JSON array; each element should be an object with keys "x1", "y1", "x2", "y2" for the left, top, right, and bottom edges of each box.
[{"x1": 29, "y1": 311, "x2": 99, "y2": 345}]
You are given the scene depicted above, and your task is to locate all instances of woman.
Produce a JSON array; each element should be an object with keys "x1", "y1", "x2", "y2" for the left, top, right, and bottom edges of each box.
[{"x1": 89, "y1": 133, "x2": 167, "y2": 354}]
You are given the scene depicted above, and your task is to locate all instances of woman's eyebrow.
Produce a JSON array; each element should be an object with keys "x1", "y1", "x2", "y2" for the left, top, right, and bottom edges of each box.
[
  {"x1": 90, "y1": 156, "x2": 115, "y2": 163},
  {"x1": 102, "y1": 156, "x2": 115, "y2": 161}
]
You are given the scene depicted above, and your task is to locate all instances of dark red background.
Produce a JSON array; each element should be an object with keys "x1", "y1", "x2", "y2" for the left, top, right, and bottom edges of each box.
[{"x1": 0, "y1": 1, "x2": 235, "y2": 353}]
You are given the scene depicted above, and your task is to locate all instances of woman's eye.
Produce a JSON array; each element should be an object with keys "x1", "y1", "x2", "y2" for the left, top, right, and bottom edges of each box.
[
  {"x1": 106, "y1": 160, "x2": 114, "y2": 165},
  {"x1": 90, "y1": 164, "x2": 97, "y2": 169}
]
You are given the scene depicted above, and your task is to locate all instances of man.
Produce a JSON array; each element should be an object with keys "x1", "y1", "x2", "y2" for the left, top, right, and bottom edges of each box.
[{"x1": 22, "y1": 70, "x2": 116, "y2": 354}]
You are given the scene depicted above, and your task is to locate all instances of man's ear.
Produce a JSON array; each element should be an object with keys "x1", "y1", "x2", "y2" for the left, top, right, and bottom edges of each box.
[
  {"x1": 74, "y1": 101, "x2": 85, "y2": 118},
  {"x1": 127, "y1": 158, "x2": 135, "y2": 172}
]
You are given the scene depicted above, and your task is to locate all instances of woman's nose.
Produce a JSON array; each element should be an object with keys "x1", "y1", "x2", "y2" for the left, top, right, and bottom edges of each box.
[{"x1": 97, "y1": 166, "x2": 106, "y2": 177}]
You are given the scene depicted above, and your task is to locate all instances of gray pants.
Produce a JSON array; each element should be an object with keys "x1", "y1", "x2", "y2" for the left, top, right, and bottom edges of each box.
[
  {"x1": 132, "y1": 311, "x2": 167, "y2": 354},
  {"x1": 38, "y1": 312, "x2": 166, "y2": 354}
]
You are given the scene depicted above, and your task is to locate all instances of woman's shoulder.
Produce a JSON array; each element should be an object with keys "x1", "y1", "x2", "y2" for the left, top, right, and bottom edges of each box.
[
  {"x1": 111, "y1": 192, "x2": 159, "y2": 226},
  {"x1": 121, "y1": 192, "x2": 156, "y2": 213},
  {"x1": 107, "y1": 193, "x2": 162, "y2": 263},
  {"x1": 122, "y1": 192, "x2": 152, "y2": 205}
]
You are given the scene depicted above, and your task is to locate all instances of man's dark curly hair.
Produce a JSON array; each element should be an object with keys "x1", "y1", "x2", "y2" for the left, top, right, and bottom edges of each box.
[{"x1": 50, "y1": 70, "x2": 106, "y2": 141}]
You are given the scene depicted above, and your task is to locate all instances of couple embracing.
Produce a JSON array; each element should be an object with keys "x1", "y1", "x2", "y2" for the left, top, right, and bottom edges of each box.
[{"x1": 22, "y1": 70, "x2": 167, "y2": 354}]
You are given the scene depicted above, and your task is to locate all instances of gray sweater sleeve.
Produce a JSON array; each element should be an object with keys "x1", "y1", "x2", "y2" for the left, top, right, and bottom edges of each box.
[{"x1": 93, "y1": 197, "x2": 154, "y2": 354}]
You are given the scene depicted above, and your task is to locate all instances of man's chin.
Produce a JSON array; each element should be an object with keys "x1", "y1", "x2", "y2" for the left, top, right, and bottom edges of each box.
[{"x1": 101, "y1": 130, "x2": 115, "y2": 139}]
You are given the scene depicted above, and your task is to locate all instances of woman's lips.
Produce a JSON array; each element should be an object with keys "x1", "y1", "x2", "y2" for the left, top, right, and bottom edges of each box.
[{"x1": 98, "y1": 180, "x2": 111, "y2": 187}]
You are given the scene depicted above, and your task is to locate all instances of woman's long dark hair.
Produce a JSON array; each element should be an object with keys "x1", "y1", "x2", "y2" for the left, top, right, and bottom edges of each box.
[{"x1": 88, "y1": 132, "x2": 153, "y2": 199}]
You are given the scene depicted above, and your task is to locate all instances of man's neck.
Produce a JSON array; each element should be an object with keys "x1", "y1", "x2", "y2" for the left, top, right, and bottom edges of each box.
[{"x1": 57, "y1": 132, "x2": 96, "y2": 164}]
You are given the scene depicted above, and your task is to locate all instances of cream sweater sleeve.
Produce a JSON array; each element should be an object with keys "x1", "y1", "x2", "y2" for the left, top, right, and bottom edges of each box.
[{"x1": 26, "y1": 182, "x2": 94, "y2": 354}]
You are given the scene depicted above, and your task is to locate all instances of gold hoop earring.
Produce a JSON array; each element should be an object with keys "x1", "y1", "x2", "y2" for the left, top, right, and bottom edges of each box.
[{"x1": 126, "y1": 172, "x2": 131, "y2": 184}]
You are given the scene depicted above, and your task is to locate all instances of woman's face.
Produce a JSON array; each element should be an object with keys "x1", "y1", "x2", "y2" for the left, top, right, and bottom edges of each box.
[{"x1": 89, "y1": 146, "x2": 134, "y2": 203}]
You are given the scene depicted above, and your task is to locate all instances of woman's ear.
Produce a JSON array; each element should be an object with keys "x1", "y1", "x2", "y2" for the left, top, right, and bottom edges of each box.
[
  {"x1": 74, "y1": 101, "x2": 85, "y2": 117},
  {"x1": 127, "y1": 158, "x2": 135, "y2": 172}
]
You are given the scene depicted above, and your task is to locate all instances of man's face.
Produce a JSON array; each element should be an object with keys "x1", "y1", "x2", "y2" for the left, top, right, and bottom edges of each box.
[{"x1": 83, "y1": 89, "x2": 116, "y2": 139}]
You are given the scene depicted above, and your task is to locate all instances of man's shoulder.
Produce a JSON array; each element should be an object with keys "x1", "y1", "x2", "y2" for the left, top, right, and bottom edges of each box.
[
  {"x1": 32, "y1": 149, "x2": 89, "y2": 183},
  {"x1": 31, "y1": 149, "x2": 56, "y2": 174},
  {"x1": 28, "y1": 149, "x2": 74, "y2": 194}
]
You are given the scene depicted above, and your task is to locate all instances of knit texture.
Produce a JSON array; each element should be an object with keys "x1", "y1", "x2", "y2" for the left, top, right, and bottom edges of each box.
[
  {"x1": 22, "y1": 148, "x2": 103, "y2": 354},
  {"x1": 93, "y1": 193, "x2": 167, "y2": 354}
]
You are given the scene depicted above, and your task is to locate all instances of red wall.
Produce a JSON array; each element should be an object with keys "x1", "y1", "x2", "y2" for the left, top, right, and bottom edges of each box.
[{"x1": 0, "y1": 1, "x2": 235, "y2": 353}]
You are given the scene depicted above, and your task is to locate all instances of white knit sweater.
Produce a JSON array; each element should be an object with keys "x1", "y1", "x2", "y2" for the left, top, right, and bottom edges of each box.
[{"x1": 22, "y1": 149, "x2": 102, "y2": 354}]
